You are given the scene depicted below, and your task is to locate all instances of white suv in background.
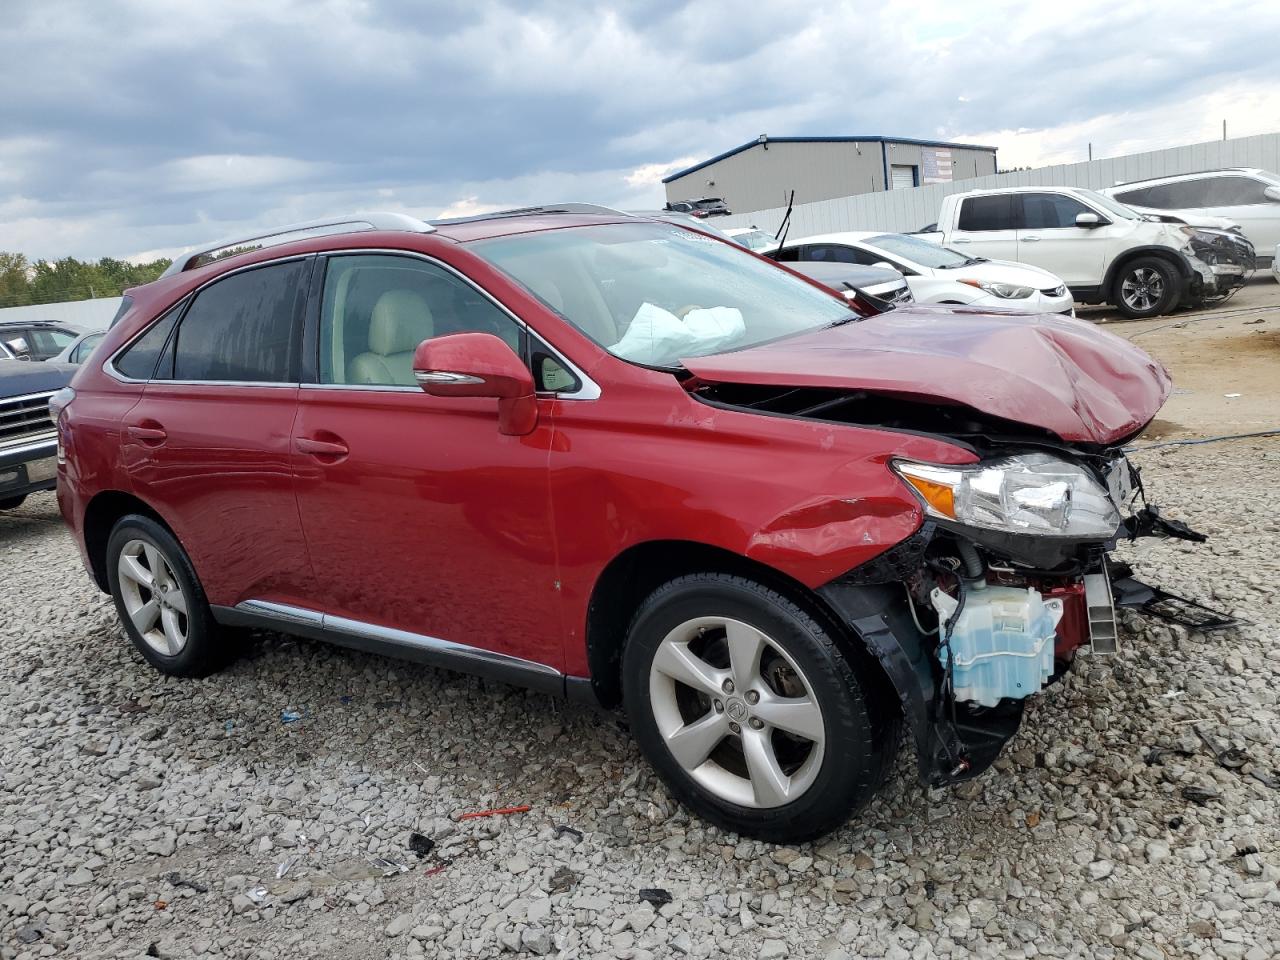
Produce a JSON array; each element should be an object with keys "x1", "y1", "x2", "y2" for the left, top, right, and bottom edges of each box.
[
  {"x1": 772, "y1": 232, "x2": 1074, "y2": 315},
  {"x1": 924, "y1": 186, "x2": 1251, "y2": 318},
  {"x1": 1101, "y1": 168, "x2": 1280, "y2": 266}
]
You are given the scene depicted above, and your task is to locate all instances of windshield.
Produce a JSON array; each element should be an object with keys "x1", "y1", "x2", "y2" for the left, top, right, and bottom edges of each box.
[
  {"x1": 864, "y1": 233, "x2": 973, "y2": 268},
  {"x1": 472, "y1": 222, "x2": 852, "y2": 367},
  {"x1": 732, "y1": 230, "x2": 779, "y2": 252},
  {"x1": 1075, "y1": 189, "x2": 1137, "y2": 220}
]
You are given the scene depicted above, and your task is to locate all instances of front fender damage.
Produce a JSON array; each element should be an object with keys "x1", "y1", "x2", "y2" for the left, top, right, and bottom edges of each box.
[{"x1": 818, "y1": 577, "x2": 1022, "y2": 787}]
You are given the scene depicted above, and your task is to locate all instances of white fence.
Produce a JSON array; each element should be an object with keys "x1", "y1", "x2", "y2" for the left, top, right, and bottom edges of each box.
[{"x1": 717, "y1": 132, "x2": 1280, "y2": 237}]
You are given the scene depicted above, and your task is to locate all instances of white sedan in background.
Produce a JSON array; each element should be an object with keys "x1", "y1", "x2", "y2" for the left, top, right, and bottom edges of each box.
[{"x1": 771, "y1": 231, "x2": 1075, "y2": 315}]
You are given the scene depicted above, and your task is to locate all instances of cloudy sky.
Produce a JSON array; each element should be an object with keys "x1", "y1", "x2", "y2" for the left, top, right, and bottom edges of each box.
[{"x1": 3, "y1": 0, "x2": 1279, "y2": 261}]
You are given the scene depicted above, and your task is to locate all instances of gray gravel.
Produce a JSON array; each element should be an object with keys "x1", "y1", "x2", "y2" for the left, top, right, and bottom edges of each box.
[{"x1": 2, "y1": 440, "x2": 1278, "y2": 960}]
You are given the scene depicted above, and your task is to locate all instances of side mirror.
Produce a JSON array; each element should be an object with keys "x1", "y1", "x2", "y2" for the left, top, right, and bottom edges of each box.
[
  {"x1": 1264, "y1": 185, "x2": 1280, "y2": 202},
  {"x1": 412, "y1": 332, "x2": 537, "y2": 436},
  {"x1": 872, "y1": 261, "x2": 895, "y2": 271},
  {"x1": 1075, "y1": 212, "x2": 1103, "y2": 228}
]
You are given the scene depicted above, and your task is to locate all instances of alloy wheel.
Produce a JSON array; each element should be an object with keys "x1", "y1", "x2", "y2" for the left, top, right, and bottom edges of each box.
[
  {"x1": 1120, "y1": 267, "x2": 1164, "y2": 312},
  {"x1": 117, "y1": 538, "x2": 189, "y2": 656},
  {"x1": 648, "y1": 616, "x2": 825, "y2": 808}
]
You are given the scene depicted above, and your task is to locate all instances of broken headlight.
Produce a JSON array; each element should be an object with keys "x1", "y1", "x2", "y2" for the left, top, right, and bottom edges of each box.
[{"x1": 894, "y1": 453, "x2": 1121, "y2": 538}]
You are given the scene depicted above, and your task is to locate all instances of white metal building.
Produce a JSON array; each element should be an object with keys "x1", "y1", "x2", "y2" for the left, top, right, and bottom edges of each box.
[{"x1": 663, "y1": 135, "x2": 999, "y2": 217}]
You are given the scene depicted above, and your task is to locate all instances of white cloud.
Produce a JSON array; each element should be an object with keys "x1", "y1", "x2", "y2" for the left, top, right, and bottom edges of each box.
[{"x1": 3, "y1": 0, "x2": 1279, "y2": 258}]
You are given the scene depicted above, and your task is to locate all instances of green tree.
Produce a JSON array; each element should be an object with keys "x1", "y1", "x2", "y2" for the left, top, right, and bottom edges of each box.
[{"x1": 0, "y1": 252, "x2": 171, "y2": 308}]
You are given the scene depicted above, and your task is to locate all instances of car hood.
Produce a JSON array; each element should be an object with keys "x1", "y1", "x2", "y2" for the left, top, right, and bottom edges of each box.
[
  {"x1": 0, "y1": 359, "x2": 76, "y2": 395},
  {"x1": 683, "y1": 306, "x2": 1171, "y2": 445},
  {"x1": 943, "y1": 259, "x2": 1065, "y2": 288}
]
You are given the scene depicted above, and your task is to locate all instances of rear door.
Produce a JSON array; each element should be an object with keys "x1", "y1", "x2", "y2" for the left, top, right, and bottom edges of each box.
[
  {"x1": 1015, "y1": 192, "x2": 1107, "y2": 286},
  {"x1": 120, "y1": 258, "x2": 315, "y2": 610},
  {"x1": 949, "y1": 194, "x2": 1018, "y2": 261}
]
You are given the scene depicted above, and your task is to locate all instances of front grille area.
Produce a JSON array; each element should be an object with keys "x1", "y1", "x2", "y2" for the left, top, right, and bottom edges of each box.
[
  {"x1": 1040, "y1": 285, "x2": 1067, "y2": 297},
  {"x1": 889, "y1": 284, "x2": 914, "y2": 305},
  {"x1": 0, "y1": 392, "x2": 55, "y2": 448}
]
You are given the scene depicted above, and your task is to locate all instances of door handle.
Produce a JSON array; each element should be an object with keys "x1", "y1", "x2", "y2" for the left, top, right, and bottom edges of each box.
[
  {"x1": 1022, "y1": 236, "x2": 1041, "y2": 242},
  {"x1": 295, "y1": 435, "x2": 349, "y2": 459},
  {"x1": 126, "y1": 422, "x2": 167, "y2": 444},
  {"x1": 952, "y1": 238, "x2": 971, "y2": 243}
]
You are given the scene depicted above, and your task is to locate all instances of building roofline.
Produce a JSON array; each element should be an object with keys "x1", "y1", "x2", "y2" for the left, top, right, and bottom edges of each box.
[{"x1": 661, "y1": 136, "x2": 999, "y2": 184}]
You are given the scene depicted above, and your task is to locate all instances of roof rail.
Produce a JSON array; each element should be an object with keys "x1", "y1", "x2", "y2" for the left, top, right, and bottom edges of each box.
[
  {"x1": 159, "y1": 212, "x2": 437, "y2": 278},
  {"x1": 428, "y1": 202, "x2": 628, "y2": 226}
]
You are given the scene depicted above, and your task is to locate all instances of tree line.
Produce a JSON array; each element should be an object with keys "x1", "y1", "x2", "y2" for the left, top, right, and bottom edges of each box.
[{"x1": 0, "y1": 252, "x2": 171, "y2": 309}]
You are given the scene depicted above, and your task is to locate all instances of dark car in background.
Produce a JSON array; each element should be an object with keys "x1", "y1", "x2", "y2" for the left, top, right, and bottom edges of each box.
[
  {"x1": 0, "y1": 358, "x2": 73, "y2": 509},
  {"x1": 665, "y1": 197, "x2": 731, "y2": 218}
]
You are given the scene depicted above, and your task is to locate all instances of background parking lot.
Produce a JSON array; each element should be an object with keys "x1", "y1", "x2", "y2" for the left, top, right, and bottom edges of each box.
[{"x1": 2, "y1": 280, "x2": 1278, "y2": 960}]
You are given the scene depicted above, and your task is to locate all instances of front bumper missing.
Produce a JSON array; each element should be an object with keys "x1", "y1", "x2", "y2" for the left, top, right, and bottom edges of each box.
[{"x1": 820, "y1": 489, "x2": 1234, "y2": 788}]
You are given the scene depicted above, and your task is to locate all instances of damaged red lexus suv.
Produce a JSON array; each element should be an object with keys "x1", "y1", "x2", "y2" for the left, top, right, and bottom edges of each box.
[{"x1": 56, "y1": 207, "x2": 1198, "y2": 842}]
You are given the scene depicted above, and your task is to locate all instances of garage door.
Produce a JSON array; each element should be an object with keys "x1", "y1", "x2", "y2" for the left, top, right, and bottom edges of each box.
[{"x1": 891, "y1": 165, "x2": 917, "y2": 190}]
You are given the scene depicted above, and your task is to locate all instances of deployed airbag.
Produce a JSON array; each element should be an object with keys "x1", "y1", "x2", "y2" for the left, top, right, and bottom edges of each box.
[{"x1": 612, "y1": 303, "x2": 745, "y2": 365}]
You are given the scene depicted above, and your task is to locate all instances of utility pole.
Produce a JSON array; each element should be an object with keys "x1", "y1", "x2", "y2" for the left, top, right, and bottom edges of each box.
[
  {"x1": 1223, "y1": 119, "x2": 1227, "y2": 141},
  {"x1": 1088, "y1": 142, "x2": 1092, "y2": 161}
]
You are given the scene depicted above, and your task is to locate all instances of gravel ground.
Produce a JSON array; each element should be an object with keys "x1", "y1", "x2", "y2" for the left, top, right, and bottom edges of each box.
[{"x1": 2, "y1": 439, "x2": 1278, "y2": 960}]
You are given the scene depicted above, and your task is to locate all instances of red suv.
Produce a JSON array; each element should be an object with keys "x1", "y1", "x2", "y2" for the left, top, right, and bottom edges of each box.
[{"x1": 57, "y1": 207, "x2": 1191, "y2": 841}]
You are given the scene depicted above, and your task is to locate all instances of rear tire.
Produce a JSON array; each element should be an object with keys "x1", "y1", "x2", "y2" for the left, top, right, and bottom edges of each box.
[
  {"x1": 1111, "y1": 256, "x2": 1179, "y2": 319},
  {"x1": 622, "y1": 573, "x2": 898, "y2": 843},
  {"x1": 0, "y1": 495, "x2": 26, "y2": 510},
  {"x1": 106, "y1": 515, "x2": 237, "y2": 677}
]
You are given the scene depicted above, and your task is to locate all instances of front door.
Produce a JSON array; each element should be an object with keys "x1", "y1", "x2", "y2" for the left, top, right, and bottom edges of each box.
[
  {"x1": 121, "y1": 258, "x2": 315, "y2": 609},
  {"x1": 1015, "y1": 192, "x2": 1107, "y2": 286},
  {"x1": 291, "y1": 253, "x2": 564, "y2": 672}
]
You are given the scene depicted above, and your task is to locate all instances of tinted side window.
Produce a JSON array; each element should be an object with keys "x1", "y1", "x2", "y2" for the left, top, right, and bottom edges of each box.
[
  {"x1": 1113, "y1": 186, "x2": 1155, "y2": 207},
  {"x1": 1199, "y1": 176, "x2": 1270, "y2": 205},
  {"x1": 957, "y1": 195, "x2": 1015, "y2": 231},
  {"x1": 770, "y1": 246, "x2": 801, "y2": 262},
  {"x1": 319, "y1": 254, "x2": 523, "y2": 387},
  {"x1": 173, "y1": 260, "x2": 307, "y2": 382},
  {"x1": 805, "y1": 245, "x2": 860, "y2": 264},
  {"x1": 114, "y1": 305, "x2": 182, "y2": 380},
  {"x1": 1020, "y1": 193, "x2": 1093, "y2": 229}
]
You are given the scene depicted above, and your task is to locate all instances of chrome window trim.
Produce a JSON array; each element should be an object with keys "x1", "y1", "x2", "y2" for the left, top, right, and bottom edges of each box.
[
  {"x1": 105, "y1": 247, "x2": 603, "y2": 402},
  {"x1": 105, "y1": 254, "x2": 314, "y2": 387},
  {"x1": 232, "y1": 600, "x2": 562, "y2": 679},
  {"x1": 317, "y1": 248, "x2": 602, "y2": 401}
]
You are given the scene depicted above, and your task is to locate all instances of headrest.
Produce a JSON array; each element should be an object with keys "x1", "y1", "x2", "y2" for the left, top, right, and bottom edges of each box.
[{"x1": 369, "y1": 290, "x2": 433, "y2": 356}]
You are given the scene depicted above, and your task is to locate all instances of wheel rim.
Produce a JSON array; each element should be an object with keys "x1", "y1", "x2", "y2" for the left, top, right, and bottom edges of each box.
[
  {"x1": 1121, "y1": 267, "x2": 1164, "y2": 311},
  {"x1": 648, "y1": 616, "x2": 825, "y2": 809},
  {"x1": 117, "y1": 538, "x2": 189, "y2": 656}
]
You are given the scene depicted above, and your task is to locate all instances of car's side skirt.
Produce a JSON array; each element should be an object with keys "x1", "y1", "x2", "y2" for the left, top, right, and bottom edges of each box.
[{"x1": 212, "y1": 599, "x2": 568, "y2": 696}]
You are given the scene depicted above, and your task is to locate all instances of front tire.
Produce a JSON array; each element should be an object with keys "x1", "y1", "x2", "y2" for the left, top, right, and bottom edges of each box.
[
  {"x1": 1112, "y1": 256, "x2": 1178, "y2": 319},
  {"x1": 0, "y1": 495, "x2": 26, "y2": 510},
  {"x1": 106, "y1": 515, "x2": 235, "y2": 677},
  {"x1": 622, "y1": 573, "x2": 897, "y2": 843}
]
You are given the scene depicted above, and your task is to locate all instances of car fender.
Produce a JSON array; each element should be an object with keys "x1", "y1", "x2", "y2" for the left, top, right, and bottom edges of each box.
[{"x1": 1102, "y1": 245, "x2": 1195, "y2": 291}]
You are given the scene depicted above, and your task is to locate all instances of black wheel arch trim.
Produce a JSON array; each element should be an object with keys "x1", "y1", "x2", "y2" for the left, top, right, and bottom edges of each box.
[
  {"x1": 1102, "y1": 245, "x2": 1195, "y2": 293},
  {"x1": 816, "y1": 580, "x2": 1024, "y2": 787}
]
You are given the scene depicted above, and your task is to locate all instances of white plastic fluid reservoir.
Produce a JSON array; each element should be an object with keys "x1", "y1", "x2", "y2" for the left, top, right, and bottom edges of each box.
[{"x1": 930, "y1": 586, "x2": 1064, "y2": 708}]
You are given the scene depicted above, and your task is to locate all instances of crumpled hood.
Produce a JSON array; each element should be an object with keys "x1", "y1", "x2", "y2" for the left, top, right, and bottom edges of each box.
[{"x1": 683, "y1": 306, "x2": 1172, "y2": 445}]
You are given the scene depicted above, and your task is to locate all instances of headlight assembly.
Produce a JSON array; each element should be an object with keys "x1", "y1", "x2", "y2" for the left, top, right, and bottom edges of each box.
[
  {"x1": 957, "y1": 278, "x2": 1035, "y2": 300},
  {"x1": 894, "y1": 453, "x2": 1121, "y2": 538}
]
